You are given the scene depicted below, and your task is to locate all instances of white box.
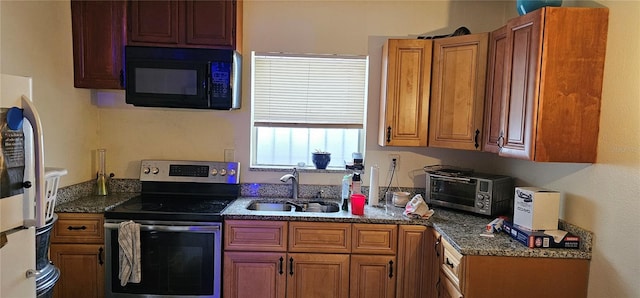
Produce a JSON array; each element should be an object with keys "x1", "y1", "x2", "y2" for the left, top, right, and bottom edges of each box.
[{"x1": 513, "y1": 187, "x2": 560, "y2": 230}]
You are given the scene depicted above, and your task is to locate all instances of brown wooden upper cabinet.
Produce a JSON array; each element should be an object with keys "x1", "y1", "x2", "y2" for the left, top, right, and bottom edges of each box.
[
  {"x1": 496, "y1": 7, "x2": 608, "y2": 162},
  {"x1": 128, "y1": 0, "x2": 242, "y2": 50},
  {"x1": 429, "y1": 33, "x2": 489, "y2": 151},
  {"x1": 482, "y1": 26, "x2": 507, "y2": 154},
  {"x1": 71, "y1": 0, "x2": 126, "y2": 89},
  {"x1": 379, "y1": 39, "x2": 433, "y2": 147}
]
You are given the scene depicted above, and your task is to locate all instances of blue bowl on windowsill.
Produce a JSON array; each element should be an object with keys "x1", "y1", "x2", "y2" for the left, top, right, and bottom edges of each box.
[
  {"x1": 516, "y1": 0, "x2": 562, "y2": 15},
  {"x1": 312, "y1": 153, "x2": 331, "y2": 170}
]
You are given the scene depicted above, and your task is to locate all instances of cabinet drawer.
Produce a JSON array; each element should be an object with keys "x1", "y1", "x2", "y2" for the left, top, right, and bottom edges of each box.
[
  {"x1": 224, "y1": 220, "x2": 287, "y2": 252},
  {"x1": 440, "y1": 271, "x2": 464, "y2": 298},
  {"x1": 352, "y1": 224, "x2": 397, "y2": 255},
  {"x1": 52, "y1": 213, "x2": 104, "y2": 244},
  {"x1": 289, "y1": 222, "x2": 351, "y2": 253},
  {"x1": 441, "y1": 238, "x2": 464, "y2": 290}
]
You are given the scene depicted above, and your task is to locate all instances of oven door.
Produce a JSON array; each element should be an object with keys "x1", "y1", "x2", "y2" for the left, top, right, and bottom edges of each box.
[{"x1": 104, "y1": 220, "x2": 221, "y2": 298}]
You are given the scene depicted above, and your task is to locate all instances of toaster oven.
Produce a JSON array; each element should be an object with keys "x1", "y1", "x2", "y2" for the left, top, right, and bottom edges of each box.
[{"x1": 425, "y1": 171, "x2": 514, "y2": 216}]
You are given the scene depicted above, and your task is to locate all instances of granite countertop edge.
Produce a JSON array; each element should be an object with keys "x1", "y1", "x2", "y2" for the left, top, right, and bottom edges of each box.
[{"x1": 55, "y1": 194, "x2": 592, "y2": 260}]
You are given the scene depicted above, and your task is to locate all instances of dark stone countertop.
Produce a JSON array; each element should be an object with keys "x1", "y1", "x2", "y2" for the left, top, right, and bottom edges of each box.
[{"x1": 54, "y1": 194, "x2": 592, "y2": 259}]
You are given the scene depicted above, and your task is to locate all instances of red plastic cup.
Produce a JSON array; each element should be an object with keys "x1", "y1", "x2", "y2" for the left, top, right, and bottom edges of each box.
[{"x1": 351, "y1": 194, "x2": 366, "y2": 215}]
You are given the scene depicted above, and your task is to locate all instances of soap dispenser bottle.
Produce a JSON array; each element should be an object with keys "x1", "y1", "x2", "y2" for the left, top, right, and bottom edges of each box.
[
  {"x1": 341, "y1": 174, "x2": 351, "y2": 211},
  {"x1": 96, "y1": 148, "x2": 108, "y2": 196}
]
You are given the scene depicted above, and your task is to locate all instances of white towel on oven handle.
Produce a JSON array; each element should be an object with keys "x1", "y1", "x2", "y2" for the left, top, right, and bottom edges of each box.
[{"x1": 118, "y1": 220, "x2": 141, "y2": 286}]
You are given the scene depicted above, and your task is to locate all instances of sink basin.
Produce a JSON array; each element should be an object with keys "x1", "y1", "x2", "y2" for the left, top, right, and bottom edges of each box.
[
  {"x1": 247, "y1": 202, "x2": 296, "y2": 212},
  {"x1": 247, "y1": 201, "x2": 341, "y2": 213}
]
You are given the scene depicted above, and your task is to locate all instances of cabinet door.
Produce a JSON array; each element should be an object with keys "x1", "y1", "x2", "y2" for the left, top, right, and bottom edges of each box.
[
  {"x1": 128, "y1": 0, "x2": 180, "y2": 45},
  {"x1": 500, "y1": 9, "x2": 543, "y2": 160},
  {"x1": 379, "y1": 39, "x2": 432, "y2": 147},
  {"x1": 350, "y1": 255, "x2": 396, "y2": 298},
  {"x1": 395, "y1": 225, "x2": 428, "y2": 298},
  {"x1": 71, "y1": 0, "x2": 125, "y2": 89},
  {"x1": 501, "y1": 7, "x2": 607, "y2": 162},
  {"x1": 185, "y1": 1, "x2": 236, "y2": 48},
  {"x1": 483, "y1": 26, "x2": 507, "y2": 153},
  {"x1": 286, "y1": 253, "x2": 350, "y2": 298},
  {"x1": 424, "y1": 228, "x2": 441, "y2": 298},
  {"x1": 50, "y1": 244, "x2": 105, "y2": 298},
  {"x1": 223, "y1": 252, "x2": 286, "y2": 298},
  {"x1": 429, "y1": 33, "x2": 488, "y2": 150}
]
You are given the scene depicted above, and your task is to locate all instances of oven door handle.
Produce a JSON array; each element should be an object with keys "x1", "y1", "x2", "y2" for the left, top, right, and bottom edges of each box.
[
  {"x1": 430, "y1": 174, "x2": 475, "y2": 184},
  {"x1": 104, "y1": 223, "x2": 220, "y2": 233}
]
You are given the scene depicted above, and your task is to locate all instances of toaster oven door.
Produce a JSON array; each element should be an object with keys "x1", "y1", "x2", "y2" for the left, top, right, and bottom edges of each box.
[{"x1": 428, "y1": 175, "x2": 478, "y2": 209}]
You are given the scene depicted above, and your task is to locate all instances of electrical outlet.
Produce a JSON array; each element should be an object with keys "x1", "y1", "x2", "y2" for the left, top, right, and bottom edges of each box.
[{"x1": 389, "y1": 154, "x2": 400, "y2": 168}]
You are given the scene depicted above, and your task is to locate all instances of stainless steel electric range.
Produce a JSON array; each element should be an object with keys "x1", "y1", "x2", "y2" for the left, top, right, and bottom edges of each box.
[{"x1": 104, "y1": 160, "x2": 240, "y2": 298}]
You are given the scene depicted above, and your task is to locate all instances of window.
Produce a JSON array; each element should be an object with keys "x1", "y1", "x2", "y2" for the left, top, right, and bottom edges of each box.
[{"x1": 251, "y1": 52, "x2": 369, "y2": 168}]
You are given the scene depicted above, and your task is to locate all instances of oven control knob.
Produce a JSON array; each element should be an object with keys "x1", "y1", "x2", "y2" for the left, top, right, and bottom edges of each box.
[
  {"x1": 228, "y1": 169, "x2": 236, "y2": 176},
  {"x1": 220, "y1": 169, "x2": 227, "y2": 176},
  {"x1": 143, "y1": 167, "x2": 151, "y2": 174},
  {"x1": 211, "y1": 169, "x2": 218, "y2": 176},
  {"x1": 476, "y1": 201, "x2": 484, "y2": 208},
  {"x1": 151, "y1": 167, "x2": 159, "y2": 174},
  {"x1": 477, "y1": 194, "x2": 483, "y2": 200}
]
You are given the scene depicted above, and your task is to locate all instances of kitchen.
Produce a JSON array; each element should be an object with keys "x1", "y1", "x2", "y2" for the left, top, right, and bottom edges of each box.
[{"x1": 0, "y1": 0, "x2": 638, "y2": 298}]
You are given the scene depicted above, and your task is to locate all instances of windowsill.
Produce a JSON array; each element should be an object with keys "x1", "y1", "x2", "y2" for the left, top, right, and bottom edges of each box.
[{"x1": 249, "y1": 166, "x2": 352, "y2": 174}]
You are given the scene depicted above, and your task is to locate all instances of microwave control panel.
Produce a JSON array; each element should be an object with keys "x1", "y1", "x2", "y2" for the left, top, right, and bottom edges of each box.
[{"x1": 210, "y1": 62, "x2": 231, "y2": 98}]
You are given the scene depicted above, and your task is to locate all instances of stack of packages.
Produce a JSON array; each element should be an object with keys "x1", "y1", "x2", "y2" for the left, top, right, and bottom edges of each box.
[{"x1": 503, "y1": 187, "x2": 580, "y2": 249}]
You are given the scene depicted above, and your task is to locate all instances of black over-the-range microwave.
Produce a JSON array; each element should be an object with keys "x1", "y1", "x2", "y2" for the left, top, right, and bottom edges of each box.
[{"x1": 124, "y1": 46, "x2": 241, "y2": 110}]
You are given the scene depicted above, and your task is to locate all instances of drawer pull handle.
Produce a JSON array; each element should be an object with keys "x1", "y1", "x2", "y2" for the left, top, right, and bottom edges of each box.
[
  {"x1": 289, "y1": 257, "x2": 294, "y2": 276},
  {"x1": 67, "y1": 225, "x2": 87, "y2": 231},
  {"x1": 98, "y1": 247, "x2": 104, "y2": 265},
  {"x1": 445, "y1": 258, "x2": 454, "y2": 268},
  {"x1": 388, "y1": 260, "x2": 394, "y2": 278},
  {"x1": 279, "y1": 257, "x2": 284, "y2": 275}
]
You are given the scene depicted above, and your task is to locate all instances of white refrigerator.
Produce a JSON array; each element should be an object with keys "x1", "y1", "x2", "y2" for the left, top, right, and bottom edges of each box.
[{"x1": 0, "y1": 73, "x2": 54, "y2": 298}]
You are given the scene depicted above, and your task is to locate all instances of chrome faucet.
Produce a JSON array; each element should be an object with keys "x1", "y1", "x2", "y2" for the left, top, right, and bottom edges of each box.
[{"x1": 279, "y1": 168, "x2": 299, "y2": 200}]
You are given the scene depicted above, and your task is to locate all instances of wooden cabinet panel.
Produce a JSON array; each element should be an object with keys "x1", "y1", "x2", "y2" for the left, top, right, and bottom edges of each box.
[
  {"x1": 128, "y1": 0, "x2": 241, "y2": 50},
  {"x1": 352, "y1": 224, "x2": 397, "y2": 255},
  {"x1": 424, "y1": 228, "x2": 441, "y2": 298},
  {"x1": 128, "y1": 0, "x2": 179, "y2": 44},
  {"x1": 223, "y1": 252, "x2": 287, "y2": 298},
  {"x1": 186, "y1": 1, "x2": 235, "y2": 47},
  {"x1": 439, "y1": 272, "x2": 463, "y2": 298},
  {"x1": 395, "y1": 225, "x2": 428, "y2": 298},
  {"x1": 71, "y1": 0, "x2": 125, "y2": 89},
  {"x1": 429, "y1": 33, "x2": 488, "y2": 150},
  {"x1": 350, "y1": 255, "x2": 396, "y2": 298},
  {"x1": 289, "y1": 222, "x2": 351, "y2": 253},
  {"x1": 379, "y1": 39, "x2": 432, "y2": 147},
  {"x1": 50, "y1": 244, "x2": 104, "y2": 298},
  {"x1": 224, "y1": 220, "x2": 287, "y2": 252},
  {"x1": 500, "y1": 7, "x2": 608, "y2": 162},
  {"x1": 462, "y1": 256, "x2": 589, "y2": 298},
  {"x1": 52, "y1": 213, "x2": 104, "y2": 244},
  {"x1": 483, "y1": 26, "x2": 508, "y2": 153},
  {"x1": 286, "y1": 253, "x2": 350, "y2": 298}
]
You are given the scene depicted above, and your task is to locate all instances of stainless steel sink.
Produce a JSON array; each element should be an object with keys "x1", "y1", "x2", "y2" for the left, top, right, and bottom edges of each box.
[{"x1": 246, "y1": 201, "x2": 340, "y2": 213}]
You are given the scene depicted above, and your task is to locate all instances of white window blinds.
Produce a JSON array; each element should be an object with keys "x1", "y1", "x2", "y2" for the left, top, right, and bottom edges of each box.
[{"x1": 252, "y1": 52, "x2": 368, "y2": 128}]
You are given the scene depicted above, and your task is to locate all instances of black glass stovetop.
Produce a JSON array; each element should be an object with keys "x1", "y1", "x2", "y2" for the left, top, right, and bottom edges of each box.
[{"x1": 105, "y1": 195, "x2": 235, "y2": 222}]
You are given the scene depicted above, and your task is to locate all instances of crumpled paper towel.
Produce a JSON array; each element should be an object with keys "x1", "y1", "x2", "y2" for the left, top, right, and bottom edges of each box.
[{"x1": 403, "y1": 194, "x2": 435, "y2": 219}]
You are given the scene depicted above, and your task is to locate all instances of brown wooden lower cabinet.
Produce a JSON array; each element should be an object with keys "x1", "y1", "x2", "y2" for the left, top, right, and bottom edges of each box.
[
  {"x1": 50, "y1": 213, "x2": 105, "y2": 298},
  {"x1": 437, "y1": 235, "x2": 590, "y2": 298},
  {"x1": 223, "y1": 220, "x2": 432, "y2": 298}
]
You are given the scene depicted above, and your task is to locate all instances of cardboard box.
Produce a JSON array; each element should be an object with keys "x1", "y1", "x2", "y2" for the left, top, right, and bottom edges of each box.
[
  {"x1": 513, "y1": 187, "x2": 560, "y2": 230},
  {"x1": 503, "y1": 220, "x2": 580, "y2": 249}
]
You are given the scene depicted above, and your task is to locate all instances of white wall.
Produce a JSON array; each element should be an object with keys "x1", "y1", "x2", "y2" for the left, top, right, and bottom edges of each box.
[{"x1": 1, "y1": 1, "x2": 638, "y2": 297}]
